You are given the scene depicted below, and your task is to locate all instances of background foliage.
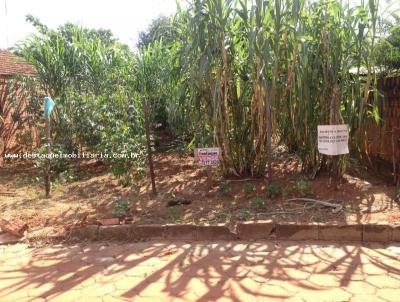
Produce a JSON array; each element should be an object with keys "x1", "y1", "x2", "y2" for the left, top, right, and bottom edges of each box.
[
  {"x1": 18, "y1": 16, "x2": 146, "y2": 181},
  {"x1": 14, "y1": 0, "x2": 398, "y2": 182}
]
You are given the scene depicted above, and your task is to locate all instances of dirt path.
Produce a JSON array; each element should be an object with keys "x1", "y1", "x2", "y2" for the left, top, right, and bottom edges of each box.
[{"x1": 0, "y1": 240, "x2": 400, "y2": 301}]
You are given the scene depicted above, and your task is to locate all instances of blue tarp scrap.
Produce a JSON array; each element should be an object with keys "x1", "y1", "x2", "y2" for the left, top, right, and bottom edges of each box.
[{"x1": 44, "y1": 96, "x2": 55, "y2": 118}]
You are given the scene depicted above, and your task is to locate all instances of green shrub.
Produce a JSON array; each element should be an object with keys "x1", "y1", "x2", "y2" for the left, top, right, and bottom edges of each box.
[
  {"x1": 56, "y1": 170, "x2": 78, "y2": 184},
  {"x1": 296, "y1": 180, "x2": 312, "y2": 197},
  {"x1": 34, "y1": 144, "x2": 70, "y2": 176},
  {"x1": 251, "y1": 196, "x2": 264, "y2": 208},
  {"x1": 218, "y1": 182, "x2": 232, "y2": 195},
  {"x1": 111, "y1": 199, "x2": 130, "y2": 217},
  {"x1": 243, "y1": 182, "x2": 256, "y2": 194},
  {"x1": 266, "y1": 183, "x2": 282, "y2": 198},
  {"x1": 282, "y1": 186, "x2": 294, "y2": 198},
  {"x1": 238, "y1": 208, "x2": 251, "y2": 220}
]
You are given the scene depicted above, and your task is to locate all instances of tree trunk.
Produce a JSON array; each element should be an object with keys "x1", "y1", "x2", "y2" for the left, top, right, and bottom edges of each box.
[
  {"x1": 44, "y1": 117, "x2": 51, "y2": 198},
  {"x1": 143, "y1": 98, "x2": 157, "y2": 195}
]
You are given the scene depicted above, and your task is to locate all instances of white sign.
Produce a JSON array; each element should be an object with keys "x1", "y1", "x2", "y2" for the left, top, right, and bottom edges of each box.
[
  {"x1": 195, "y1": 148, "x2": 221, "y2": 166},
  {"x1": 318, "y1": 125, "x2": 349, "y2": 156}
]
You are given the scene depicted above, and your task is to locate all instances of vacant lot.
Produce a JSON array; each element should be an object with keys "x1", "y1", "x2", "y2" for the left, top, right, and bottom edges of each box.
[{"x1": 0, "y1": 145, "x2": 398, "y2": 239}]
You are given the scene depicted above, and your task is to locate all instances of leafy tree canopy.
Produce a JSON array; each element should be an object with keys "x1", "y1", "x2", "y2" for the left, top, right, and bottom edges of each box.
[
  {"x1": 18, "y1": 16, "x2": 146, "y2": 183},
  {"x1": 375, "y1": 15, "x2": 400, "y2": 72}
]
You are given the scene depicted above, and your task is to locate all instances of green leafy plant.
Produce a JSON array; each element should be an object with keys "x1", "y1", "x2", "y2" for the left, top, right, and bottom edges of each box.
[
  {"x1": 296, "y1": 180, "x2": 312, "y2": 197},
  {"x1": 175, "y1": 0, "x2": 379, "y2": 178},
  {"x1": 282, "y1": 186, "x2": 294, "y2": 198},
  {"x1": 396, "y1": 186, "x2": 400, "y2": 202},
  {"x1": 218, "y1": 182, "x2": 232, "y2": 195},
  {"x1": 20, "y1": 18, "x2": 146, "y2": 182},
  {"x1": 243, "y1": 183, "x2": 256, "y2": 194},
  {"x1": 56, "y1": 170, "x2": 78, "y2": 184},
  {"x1": 18, "y1": 0, "x2": 382, "y2": 185},
  {"x1": 111, "y1": 199, "x2": 130, "y2": 218},
  {"x1": 238, "y1": 208, "x2": 251, "y2": 220},
  {"x1": 216, "y1": 208, "x2": 232, "y2": 222},
  {"x1": 34, "y1": 144, "x2": 70, "y2": 181},
  {"x1": 251, "y1": 196, "x2": 264, "y2": 208},
  {"x1": 266, "y1": 183, "x2": 282, "y2": 198}
]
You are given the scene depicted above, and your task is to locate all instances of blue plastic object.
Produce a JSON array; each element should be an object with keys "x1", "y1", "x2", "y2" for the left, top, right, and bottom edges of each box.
[{"x1": 44, "y1": 96, "x2": 55, "y2": 118}]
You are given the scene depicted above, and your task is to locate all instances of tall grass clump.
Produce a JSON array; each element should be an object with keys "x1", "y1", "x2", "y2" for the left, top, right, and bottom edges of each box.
[{"x1": 173, "y1": 0, "x2": 380, "y2": 178}]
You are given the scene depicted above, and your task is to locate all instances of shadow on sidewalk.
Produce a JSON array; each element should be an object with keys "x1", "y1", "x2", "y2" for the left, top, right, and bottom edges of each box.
[{"x1": 0, "y1": 240, "x2": 399, "y2": 301}]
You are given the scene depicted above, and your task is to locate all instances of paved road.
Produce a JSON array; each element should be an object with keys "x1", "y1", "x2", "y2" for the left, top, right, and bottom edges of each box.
[{"x1": 0, "y1": 240, "x2": 399, "y2": 301}]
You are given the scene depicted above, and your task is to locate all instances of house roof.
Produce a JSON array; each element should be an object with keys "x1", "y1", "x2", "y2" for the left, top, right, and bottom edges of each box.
[{"x1": 0, "y1": 50, "x2": 36, "y2": 76}]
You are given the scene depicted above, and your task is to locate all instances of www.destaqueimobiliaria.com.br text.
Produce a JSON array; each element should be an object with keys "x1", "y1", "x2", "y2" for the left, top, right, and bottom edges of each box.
[{"x1": 3, "y1": 152, "x2": 140, "y2": 160}]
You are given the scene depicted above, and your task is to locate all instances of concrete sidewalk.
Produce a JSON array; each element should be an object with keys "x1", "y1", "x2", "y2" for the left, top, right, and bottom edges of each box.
[{"x1": 0, "y1": 240, "x2": 399, "y2": 301}]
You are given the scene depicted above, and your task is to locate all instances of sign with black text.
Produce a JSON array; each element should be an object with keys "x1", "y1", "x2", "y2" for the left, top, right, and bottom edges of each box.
[{"x1": 318, "y1": 125, "x2": 349, "y2": 156}]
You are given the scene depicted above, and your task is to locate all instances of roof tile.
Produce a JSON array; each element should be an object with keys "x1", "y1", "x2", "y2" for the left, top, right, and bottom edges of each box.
[{"x1": 0, "y1": 50, "x2": 36, "y2": 76}]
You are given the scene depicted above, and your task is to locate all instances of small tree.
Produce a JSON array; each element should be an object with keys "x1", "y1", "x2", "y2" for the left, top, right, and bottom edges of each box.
[
  {"x1": 375, "y1": 16, "x2": 400, "y2": 72},
  {"x1": 18, "y1": 16, "x2": 146, "y2": 183}
]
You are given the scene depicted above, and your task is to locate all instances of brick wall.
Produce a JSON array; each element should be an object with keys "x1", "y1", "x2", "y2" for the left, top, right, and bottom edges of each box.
[
  {"x1": 0, "y1": 76, "x2": 39, "y2": 160},
  {"x1": 366, "y1": 76, "x2": 400, "y2": 165}
]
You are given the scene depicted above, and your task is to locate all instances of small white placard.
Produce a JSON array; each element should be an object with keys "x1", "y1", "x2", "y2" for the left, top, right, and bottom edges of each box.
[
  {"x1": 195, "y1": 148, "x2": 221, "y2": 166},
  {"x1": 318, "y1": 125, "x2": 349, "y2": 156}
]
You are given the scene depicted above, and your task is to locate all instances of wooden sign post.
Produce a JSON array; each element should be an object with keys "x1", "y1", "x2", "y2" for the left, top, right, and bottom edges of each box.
[{"x1": 143, "y1": 98, "x2": 157, "y2": 195}]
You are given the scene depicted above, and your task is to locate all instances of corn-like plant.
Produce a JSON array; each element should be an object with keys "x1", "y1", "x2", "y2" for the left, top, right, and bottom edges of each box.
[
  {"x1": 18, "y1": 1, "x2": 384, "y2": 180},
  {"x1": 174, "y1": 0, "x2": 380, "y2": 178}
]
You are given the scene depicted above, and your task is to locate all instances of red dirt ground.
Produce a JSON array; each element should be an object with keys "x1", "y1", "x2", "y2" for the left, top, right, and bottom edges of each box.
[{"x1": 0, "y1": 136, "x2": 399, "y2": 240}]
